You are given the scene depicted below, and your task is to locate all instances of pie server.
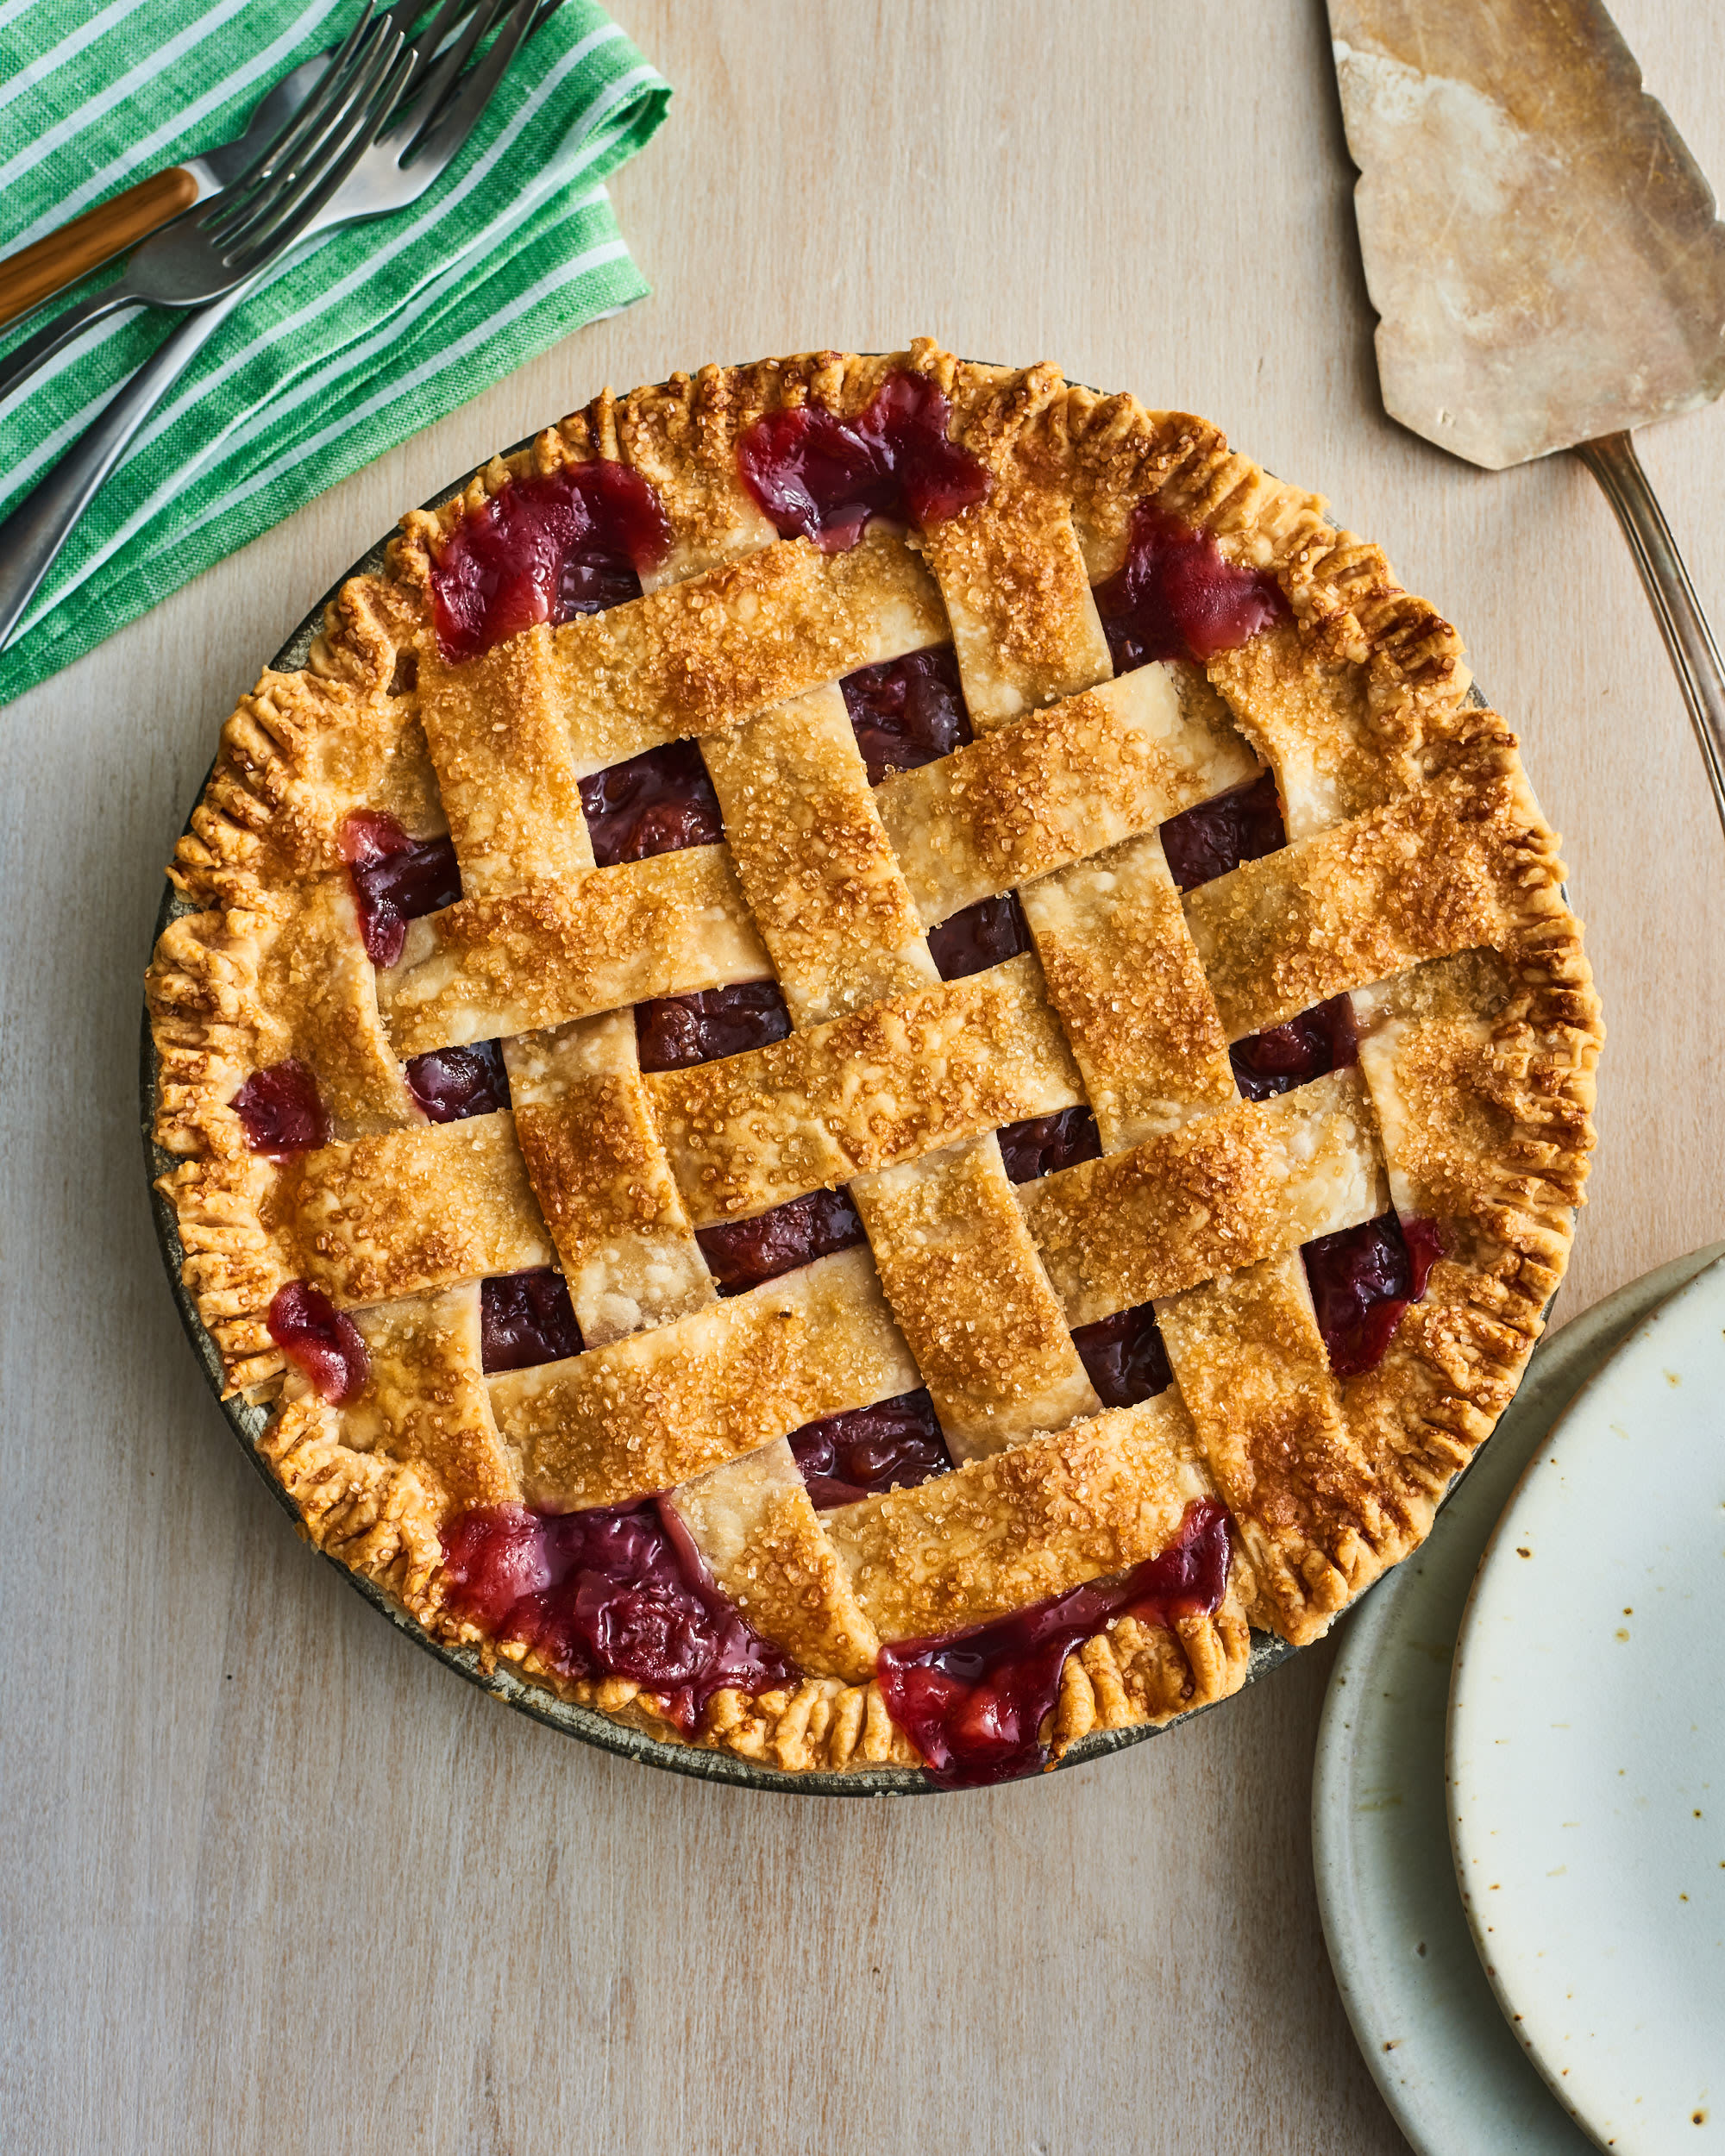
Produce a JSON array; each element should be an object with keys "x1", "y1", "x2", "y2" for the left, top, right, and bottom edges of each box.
[{"x1": 1327, "y1": 0, "x2": 1725, "y2": 834}]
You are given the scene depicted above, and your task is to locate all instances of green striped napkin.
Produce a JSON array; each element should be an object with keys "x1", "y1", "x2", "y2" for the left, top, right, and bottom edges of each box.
[{"x1": 0, "y1": 0, "x2": 670, "y2": 705}]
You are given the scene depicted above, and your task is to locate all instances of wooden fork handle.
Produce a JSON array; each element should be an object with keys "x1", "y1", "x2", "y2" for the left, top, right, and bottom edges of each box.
[{"x1": 0, "y1": 166, "x2": 200, "y2": 330}]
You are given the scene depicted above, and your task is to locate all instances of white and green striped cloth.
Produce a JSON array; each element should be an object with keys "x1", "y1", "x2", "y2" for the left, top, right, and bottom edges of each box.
[{"x1": 0, "y1": 0, "x2": 670, "y2": 703}]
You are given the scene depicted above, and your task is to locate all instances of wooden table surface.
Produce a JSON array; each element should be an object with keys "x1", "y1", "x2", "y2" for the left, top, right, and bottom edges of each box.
[{"x1": 5, "y1": 3, "x2": 1722, "y2": 2147}]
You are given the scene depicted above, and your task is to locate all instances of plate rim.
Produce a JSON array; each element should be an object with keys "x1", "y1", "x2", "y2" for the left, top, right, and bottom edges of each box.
[
  {"x1": 1446, "y1": 1250, "x2": 1725, "y2": 2144},
  {"x1": 1313, "y1": 1244, "x2": 1725, "y2": 2154}
]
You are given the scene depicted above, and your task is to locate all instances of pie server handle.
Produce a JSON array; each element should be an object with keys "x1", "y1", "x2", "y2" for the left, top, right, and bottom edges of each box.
[
  {"x1": 1576, "y1": 431, "x2": 1725, "y2": 841},
  {"x1": 0, "y1": 281, "x2": 248, "y2": 655}
]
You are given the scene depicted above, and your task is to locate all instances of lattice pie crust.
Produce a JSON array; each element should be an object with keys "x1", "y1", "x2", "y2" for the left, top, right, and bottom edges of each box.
[{"x1": 147, "y1": 342, "x2": 1601, "y2": 1782}]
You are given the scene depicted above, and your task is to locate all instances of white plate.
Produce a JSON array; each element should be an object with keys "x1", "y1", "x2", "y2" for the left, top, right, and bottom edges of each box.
[
  {"x1": 1450, "y1": 1254, "x2": 1725, "y2": 2152},
  {"x1": 1314, "y1": 1244, "x2": 1725, "y2": 2155}
]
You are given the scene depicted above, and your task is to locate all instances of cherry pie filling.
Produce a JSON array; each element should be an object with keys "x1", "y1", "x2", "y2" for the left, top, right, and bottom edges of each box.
[
  {"x1": 840, "y1": 643, "x2": 974, "y2": 783},
  {"x1": 480, "y1": 1269, "x2": 583, "y2": 1374},
  {"x1": 633, "y1": 981, "x2": 794, "y2": 1073},
  {"x1": 404, "y1": 1037, "x2": 510, "y2": 1123},
  {"x1": 231, "y1": 1057, "x2": 329, "y2": 1157},
  {"x1": 1095, "y1": 499, "x2": 1285, "y2": 672},
  {"x1": 439, "y1": 1499, "x2": 800, "y2": 1732},
  {"x1": 1158, "y1": 770, "x2": 1287, "y2": 892},
  {"x1": 928, "y1": 891, "x2": 1032, "y2": 981},
  {"x1": 996, "y1": 1106, "x2": 1101, "y2": 1185},
  {"x1": 267, "y1": 1281, "x2": 369, "y2": 1406},
  {"x1": 340, "y1": 810, "x2": 462, "y2": 969},
  {"x1": 876, "y1": 1495, "x2": 1234, "y2": 1789},
  {"x1": 578, "y1": 741, "x2": 724, "y2": 866},
  {"x1": 1070, "y1": 1302, "x2": 1174, "y2": 1410},
  {"x1": 694, "y1": 1188, "x2": 868, "y2": 1295},
  {"x1": 1302, "y1": 1212, "x2": 1446, "y2": 1379},
  {"x1": 787, "y1": 1389, "x2": 953, "y2": 1509},
  {"x1": 429, "y1": 458, "x2": 672, "y2": 661},
  {"x1": 737, "y1": 367, "x2": 992, "y2": 553},
  {"x1": 1229, "y1": 993, "x2": 1358, "y2": 1102}
]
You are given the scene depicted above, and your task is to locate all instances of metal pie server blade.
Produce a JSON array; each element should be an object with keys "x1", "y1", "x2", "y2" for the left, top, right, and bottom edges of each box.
[{"x1": 1327, "y1": 0, "x2": 1725, "y2": 833}]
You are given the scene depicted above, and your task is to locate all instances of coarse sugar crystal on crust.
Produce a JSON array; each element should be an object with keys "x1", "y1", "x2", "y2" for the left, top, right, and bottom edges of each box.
[{"x1": 147, "y1": 341, "x2": 1602, "y2": 1780}]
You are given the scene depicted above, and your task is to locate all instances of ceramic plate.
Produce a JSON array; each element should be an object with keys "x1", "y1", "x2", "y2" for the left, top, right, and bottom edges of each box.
[
  {"x1": 1314, "y1": 1244, "x2": 1725, "y2": 2155},
  {"x1": 1450, "y1": 1253, "x2": 1725, "y2": 2151}
]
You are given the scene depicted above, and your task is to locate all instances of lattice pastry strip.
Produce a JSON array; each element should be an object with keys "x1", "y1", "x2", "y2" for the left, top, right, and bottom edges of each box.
[
  {"x1": 502, "y1": 1013, "x2": 715, "y2": 1348},
  {"x1": 643, "y1": 951, "x2": 1084, "y2": 1226},
  {"x1": 474, "y1": 529, "x2": 948, "y2": 778},
  {"x1": 875, "y1": 662, "x2": 1260, "y2": 928},
  {"x1": 824, "y1": 1394, "x2": 1219, "y2": 1642},
  {"x1": 1183, "y1": 762, "x2": 1540, "y2": 1042},
  {"x1": 666, "y1": 1440, "x2": 881, "y2": 1683},
  {"x1": 267, "y1": 1113, "x2": 553, "y2": 1307},
  {"x1": 924, "y1": 361, "x2": 1112, "y2": 727},
  {"x1": 1351, "y1": 949, "x2": 1527, "y2": 1228},
  {"x1": 1204, "y1": 617, "x2": 1418, "y2": 843},
  {"x1": 417, "y1": 637, "x2": 595, "y2": 898},
  {"x1": 1019, "y1": 829, "x2": 1239, "y2": 1152},
  {"x1": 1156, "y1": 1251, "x2": 1376, "y2": 1644},
  {"x1": 698, "y1": 681, "x2": 937, "y2": 1025},
  {"x1": 337, "y1": 1280, "x2": 520, "y2": 1513},
  {"x1": 1019, "y1": 1068, "x2": 1387, "y2": 1326},
  {"x1": 608, "y1": 368, "x2": 783, "y2": 588},
  {"x1": 376, "y1": 845, "x2": 770, "y2": 1056},
  {"x1": 254, "y1": 880, "x2": 420, "y2": 1134},
  {"x1": 849, "y1": 1135, "x2": 1100, "y2": 1460},
  {"x1": 486, "y1": 1245, "x2": 921, "y2": 1512}
]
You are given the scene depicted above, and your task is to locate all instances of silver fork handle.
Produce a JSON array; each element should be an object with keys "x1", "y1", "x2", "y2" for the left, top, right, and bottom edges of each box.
[
  {"x1": 0, "y1": 284, "x2": 249, "y2": 650},
  {"x1": 0, "y1": 282, "x2": 141, "y2": 413},
  {"x1": 1575, "y1": 430, "x2": 1725, "y2": 840}
]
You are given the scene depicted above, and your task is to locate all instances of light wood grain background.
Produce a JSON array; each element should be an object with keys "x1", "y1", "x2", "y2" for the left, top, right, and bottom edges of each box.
[{"x1": 4, "y1": 3, "x2": 1722, "y2": 2148}]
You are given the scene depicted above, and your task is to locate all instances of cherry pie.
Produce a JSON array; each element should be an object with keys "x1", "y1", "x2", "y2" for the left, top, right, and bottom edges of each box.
[{"x1": 147, "y1": 342, "x2": 1602, "y2": 1788}]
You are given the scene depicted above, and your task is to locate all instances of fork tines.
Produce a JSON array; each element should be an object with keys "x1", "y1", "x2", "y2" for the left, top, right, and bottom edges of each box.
[{"x1": 206, "y1": 9, "x2": 409, "y2": 268}]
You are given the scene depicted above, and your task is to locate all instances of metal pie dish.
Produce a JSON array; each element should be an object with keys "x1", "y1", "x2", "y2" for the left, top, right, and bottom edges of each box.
[{"x1": 141, "y1": 442, "x2": 1540, "y2": 1796}]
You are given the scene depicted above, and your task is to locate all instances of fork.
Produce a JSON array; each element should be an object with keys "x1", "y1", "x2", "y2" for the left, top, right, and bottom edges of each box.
[
  {"x1": 0, "y1": 0, "x2": 549, "y2": 652},
  {"x1": 0, "y1": 2, "x2": 444, "y2": 333},
  {"x1": 0, "y1": 3, "x2": 485, "y2": 412}
]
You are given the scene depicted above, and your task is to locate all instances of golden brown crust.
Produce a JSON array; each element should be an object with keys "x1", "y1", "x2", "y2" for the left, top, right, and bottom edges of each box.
[
  {"x1": 504, "y1": 1012, "x2": 716, "y2": 1347},
  {"x1": 1019, "y1": 1069, "x2": 1385, "y2": 1326},
  {"x1": 265, "y1": 1113, "x2": 553, "y2": 1307},
  {"x1": 1182, "y1": 744, "x2": 1559, "y2": 1040},
  {"x1": 1019, "y1": 830, "x2": 1239, "y2": 1151},
  {"x1": 1157, "y1": 1250, "x2": 1369, "y2": 1639},
  {"x1": 486, "y1": 1247, "x2": 920, "y2": 1512},
  {"x1": 377, "y1": 847, "x2": 770, "y2": 1056},
  {"x1": 417, "y1": 637, "x2": 595, "y2": 896},
  {"x1": 699, "y1": 683, "x2": 936, "y2": 1025},
  {"x1": 668, "y1": 1440, "x2": 881, "y2": 1682},
  {"x1": 922, "y1": 359, "x2": 1111, "y2": 726},
  {"x1": 850, "y1": 1137, "x2": 1099, "y2": 1458},
  {"x1": 342, "y1": 1281, "x2": 519, "y2": 1512},
  {"x1": 824, "y1": 1397, "x2": 1216, "y2": 1640},
  {"x1": 643, "y1": 953, "x2": 1084, "y2": 1225},
  {"x1": 876, "y1": 663, "x2": 1258, "y2": 926},
  {"x1": 147, "y1": 339, "x2": 1603, "y2": 1775}
]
